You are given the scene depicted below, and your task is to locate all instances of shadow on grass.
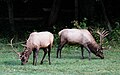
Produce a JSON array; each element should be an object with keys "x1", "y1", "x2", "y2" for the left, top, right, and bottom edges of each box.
[
  {"x1": 3, "y1": 60, "x2": 20, "y2": 66},
  {"x1": 2, "y1": 56, "x2": 102, "y2": 66},
  {"x1": 53, "y1": 54, "x2": 101, "y2": 60}
]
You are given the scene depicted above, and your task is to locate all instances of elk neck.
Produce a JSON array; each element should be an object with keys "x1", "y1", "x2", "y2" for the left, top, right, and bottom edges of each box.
[
  {"x1": 24, "y1": 48, "x2": 32, "y2": 56},
  {"x1": 87, "y1": 42, "x2": 100, "y2": 54}
]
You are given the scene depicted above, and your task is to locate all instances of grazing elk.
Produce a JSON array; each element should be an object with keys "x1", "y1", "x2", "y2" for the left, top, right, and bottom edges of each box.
[
  {"x1": 11, "y1": 31, "x2": 54, "y2": 65},
  {"x1": 57, "y1": 29, "x2": 109, "y2": 60}
]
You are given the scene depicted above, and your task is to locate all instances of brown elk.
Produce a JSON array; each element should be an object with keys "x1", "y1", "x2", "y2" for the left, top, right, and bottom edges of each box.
[
  {"x1": 57, "y1": 28, "x2": 109, "y2": 60},
  {"x1": 10, "y1": 31, "x2": 54, "y2": 65}
]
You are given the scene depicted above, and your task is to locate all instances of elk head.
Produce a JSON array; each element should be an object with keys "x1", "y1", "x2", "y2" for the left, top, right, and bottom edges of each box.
[
  {"x1": 96, "y1": 29, "x2": 109, "y2": 59},
  {"x1": 18, "y1": 44, "x2": 30, "y2": 65},
  {"x1": 19, "y1": 49, "x2": 30, "y2": 65},
  {"x1": 10, "y1": 38, "x2": 29, "y2": 65}
]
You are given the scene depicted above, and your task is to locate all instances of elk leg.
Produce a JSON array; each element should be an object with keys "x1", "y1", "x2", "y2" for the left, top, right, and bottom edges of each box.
[
  {"x1": 33, "y1": 49, "x2": 39, "y2": 65},
  {"x1": 57, "y1": 43, "x2": 61, "y2": 58},
  {"x1": 33, "y1": 50, "x2": 36, "y2": 65},
  {"x1": 57, "y1": 41, "x2": 66, "y2": 58},
  {"x1": 36, "y1": 50, "x2": 39, "y2": 65},
  {"x1": 81, "y1": 45, "x2": 84, "y2": 59},
  {"x1": 48, "y1": 45, "x2": 51, "y2": 65},
  {"x1": 40, "y1": 48, "x2": 47, "y2": 64},
  {"x1": 86, "y1": 46, "x2": 91, "y2": 60}
]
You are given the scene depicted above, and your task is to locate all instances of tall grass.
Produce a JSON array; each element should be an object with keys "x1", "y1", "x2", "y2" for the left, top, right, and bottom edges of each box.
[{"x1": 0, "y1": 37, "x2": 120, "y2": 75}]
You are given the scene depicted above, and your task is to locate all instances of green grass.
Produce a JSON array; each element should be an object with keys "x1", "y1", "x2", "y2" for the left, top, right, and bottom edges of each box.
[{"x1": 0, "y1": 43, "x2": 120, "y2": 75}]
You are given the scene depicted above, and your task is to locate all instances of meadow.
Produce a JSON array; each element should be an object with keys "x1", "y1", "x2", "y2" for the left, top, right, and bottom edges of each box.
[{"x1": 0, "y1": 38, "x2": 120, "y2": 75}]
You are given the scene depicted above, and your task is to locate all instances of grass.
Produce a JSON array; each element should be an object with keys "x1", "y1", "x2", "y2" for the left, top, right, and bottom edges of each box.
[{"x1": 0, "y1": 42, "x2": 120, "y2": 75}]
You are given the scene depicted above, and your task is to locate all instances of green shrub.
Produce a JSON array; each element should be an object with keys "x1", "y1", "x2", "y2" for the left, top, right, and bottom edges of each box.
[{"x1": 71, "y1": 18, "x2": 88, "y2": 29}]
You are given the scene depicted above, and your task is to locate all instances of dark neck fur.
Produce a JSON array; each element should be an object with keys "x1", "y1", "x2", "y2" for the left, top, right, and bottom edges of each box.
[
  {"x1": 24, "y1": 48, "x2": 32, "y2": 57},
  {"x1": 87, "y1": 42, "x2": 99, "y2": 55}
]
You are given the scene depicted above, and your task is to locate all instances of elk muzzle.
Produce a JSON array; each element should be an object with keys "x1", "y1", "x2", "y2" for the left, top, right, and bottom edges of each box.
[{"x1": 96, "y1": 51, "x2": 104, "y2": 59}]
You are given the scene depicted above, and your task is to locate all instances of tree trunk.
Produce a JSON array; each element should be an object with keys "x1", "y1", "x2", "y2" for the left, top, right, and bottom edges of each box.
[
  {"x1": 7, "y1": 0, "x2": 15, "y2": 35},
  {"x1": 75, "y1": 0, "x2": 80, "y2": 25},
  {"x1": 100, "y1": 0, "x2": 112, "y2": 32},
  {"x1": 47, "y1": 0, "x2": 61, "y2": 30},
  {"x1": 7, "y1": 0, "x2": 18, "y2": 41},
  {"x1": 75, "y1": 0, "x2": 79, "y2": 20}
]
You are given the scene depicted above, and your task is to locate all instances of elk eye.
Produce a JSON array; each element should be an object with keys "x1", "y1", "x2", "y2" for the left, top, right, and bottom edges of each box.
[{"x1": 21, "y1": 57, "x2": 25, "y2": 61}]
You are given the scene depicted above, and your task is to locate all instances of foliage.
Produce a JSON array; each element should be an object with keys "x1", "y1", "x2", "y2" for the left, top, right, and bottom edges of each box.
[
  {"x1": 109, "y1": 26, "x2": 120, "y2": 47},
  {"x1": 71, "y1": 18, "x2": 88, "y2": 29},
  {"x1": 0, "y1": 38, "x2": 9, "y2": 44}
]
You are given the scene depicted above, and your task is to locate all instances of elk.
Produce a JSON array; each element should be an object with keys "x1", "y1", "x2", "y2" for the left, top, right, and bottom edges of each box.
[
  {"x1": 57, "y1": 28, "x2": 109, "y2": 60},
  {"x1": 10, "y1": 31, "x2": 54, "y2": 65}
]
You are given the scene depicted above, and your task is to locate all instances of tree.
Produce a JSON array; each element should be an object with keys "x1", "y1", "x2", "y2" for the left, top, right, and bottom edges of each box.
[
  {"x1": 7, "y1": 0, "x2": 15, "y2": 34},
  {"x1": 99, "y1": 0, "x2": 112, "y2": 32},
  {"x1": 47, "y1": 0, "x2": 61, "y2": 30}
]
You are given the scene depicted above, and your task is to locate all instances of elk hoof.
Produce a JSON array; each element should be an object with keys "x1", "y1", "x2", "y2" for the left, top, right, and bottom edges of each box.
[
  {"x1": 81, "y1": 57, "x2": 84, "y2": 59},
  {"x1": 49, "y1": 62, "x2": 51, "y2": 65},
  {"x1": 40, "y1": 61, "x2": 43, "y2": 64}
]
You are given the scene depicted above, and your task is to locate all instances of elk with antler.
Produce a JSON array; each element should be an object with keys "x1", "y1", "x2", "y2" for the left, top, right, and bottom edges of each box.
[
  {"x1": 57, "y1": 28, "x2": 109, "y2": 60},
  {"x1": 10, "y1": 31, "x2": 54, "y2": 65}
]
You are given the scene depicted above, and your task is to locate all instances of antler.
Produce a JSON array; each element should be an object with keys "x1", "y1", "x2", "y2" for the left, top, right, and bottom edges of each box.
[
  {"x1": 10, "y1": 38, "x2": 20, "y2": 56},
  {"x1": 97, "y1": 29, "x2": 109, "y2": 46}
]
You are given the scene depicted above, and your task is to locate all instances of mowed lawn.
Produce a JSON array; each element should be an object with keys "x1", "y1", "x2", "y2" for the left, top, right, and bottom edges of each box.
[{"x1": 0, "y1": 43, "x2": 120, "y2": 75}]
